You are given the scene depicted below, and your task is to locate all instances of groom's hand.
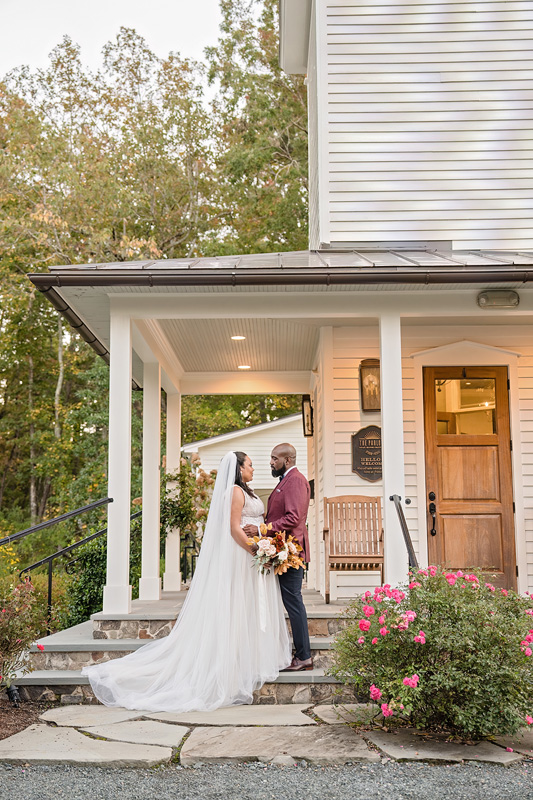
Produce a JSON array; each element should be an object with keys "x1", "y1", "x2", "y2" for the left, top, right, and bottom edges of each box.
[{"x1": 243, "y1": 523, "x2": 259, "y2": 536}]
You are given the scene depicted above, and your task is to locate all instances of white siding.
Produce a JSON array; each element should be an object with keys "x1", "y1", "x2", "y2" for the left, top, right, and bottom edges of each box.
[
  {"x1": 316, "y1": 0, "x2": 533, "y2": 248},
  {"x1": 316, "y1": 323, "x2": 533, "y2": 595},
  {"x1": 182, "y1": 417, "x2": 308, "y2": 496}
]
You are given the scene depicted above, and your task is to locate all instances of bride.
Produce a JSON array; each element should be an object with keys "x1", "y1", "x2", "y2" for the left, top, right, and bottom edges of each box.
[{"x1": 82, "y1": 451, "x2": 291, "y2": 711}]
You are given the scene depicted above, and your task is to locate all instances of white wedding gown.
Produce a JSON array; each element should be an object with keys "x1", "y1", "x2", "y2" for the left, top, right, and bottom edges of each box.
[{"x1": 82, "y1": 453, "x2": 291, "y2": 712}]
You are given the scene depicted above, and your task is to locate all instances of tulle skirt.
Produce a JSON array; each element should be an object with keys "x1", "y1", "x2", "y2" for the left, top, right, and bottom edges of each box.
[{"x1": 82, "y1": 539, "x2": 291, "y2": 712}]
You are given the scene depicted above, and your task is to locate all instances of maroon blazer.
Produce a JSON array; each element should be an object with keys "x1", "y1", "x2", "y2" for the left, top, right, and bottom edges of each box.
[{"x1": 266, "y1": 468, "x2": 311, "y2": 562}]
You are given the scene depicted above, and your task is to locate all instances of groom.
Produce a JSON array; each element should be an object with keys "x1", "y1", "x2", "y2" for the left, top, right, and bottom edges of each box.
[{"x1": 245, "y1": 443, "x2": 312, "y2": 671}]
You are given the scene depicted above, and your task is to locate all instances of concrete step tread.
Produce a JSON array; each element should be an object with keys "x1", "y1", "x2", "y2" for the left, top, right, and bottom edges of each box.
[
  {"x1": 32, "y1": 635, "x2": 335, "y2": 652},
  {"x1": 16, "y1": 668, "x2": 339, "y2": 686}
]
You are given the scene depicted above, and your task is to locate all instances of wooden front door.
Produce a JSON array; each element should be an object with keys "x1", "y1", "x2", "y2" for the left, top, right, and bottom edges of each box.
[{"x1": 423, "y1": 366, "x2": 516, "y2": 588}]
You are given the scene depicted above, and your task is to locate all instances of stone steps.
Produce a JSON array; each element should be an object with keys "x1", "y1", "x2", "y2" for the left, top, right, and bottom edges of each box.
[
  {"x1": 15, "y1": 668, "x2": 353, "y2": 707},
  {"x1": 30, "y1": 627, "x2": 335, "y2": 672},
  {"x1": 20, "y1": 590, "x2": 350, "y2": 706}
]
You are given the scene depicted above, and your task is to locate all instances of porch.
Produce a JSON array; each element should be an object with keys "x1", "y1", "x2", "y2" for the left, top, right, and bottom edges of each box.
[{"x1": 29, "y1": 247, "x2": 533, "y2": 613}]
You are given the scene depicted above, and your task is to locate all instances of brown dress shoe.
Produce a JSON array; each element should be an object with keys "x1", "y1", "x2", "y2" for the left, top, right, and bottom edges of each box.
[{"x1": 281, "y1": 656, "x2": 314, "y2": 672}]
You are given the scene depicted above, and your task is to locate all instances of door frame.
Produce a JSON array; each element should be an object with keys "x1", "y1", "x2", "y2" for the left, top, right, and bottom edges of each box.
[{"x1": 409, "y1": 340, "x2": 526, "y2": 593}]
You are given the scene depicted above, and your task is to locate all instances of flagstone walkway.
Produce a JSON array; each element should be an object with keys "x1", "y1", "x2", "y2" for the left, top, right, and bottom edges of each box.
[{"x1": 0, "y1": 703, "x2": 530, "y2": 768}]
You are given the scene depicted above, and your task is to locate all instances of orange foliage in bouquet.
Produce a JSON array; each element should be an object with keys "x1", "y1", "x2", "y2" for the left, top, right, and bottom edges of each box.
[{"x1": 248, "y1": 523, "x2": 305, "y2": 575}]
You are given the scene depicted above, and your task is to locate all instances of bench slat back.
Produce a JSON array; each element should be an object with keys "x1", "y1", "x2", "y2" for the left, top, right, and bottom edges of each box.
[{"x1": 324, "y1": 495, "x2": 383, "y2": 557}]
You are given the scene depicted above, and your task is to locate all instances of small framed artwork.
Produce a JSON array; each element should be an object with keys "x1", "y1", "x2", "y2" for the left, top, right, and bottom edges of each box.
[
  {"x1": 359, "y1": 359, "x2": 381, "y2": 412},
  {"x1": 301, "y1": 394, "x2": 314, "y2": 437}
]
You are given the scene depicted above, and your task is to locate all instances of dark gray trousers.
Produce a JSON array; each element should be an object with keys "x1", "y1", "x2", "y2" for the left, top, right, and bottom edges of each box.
[{"x1": 278, "y1": 566, "x2": 311, "y2": 661}]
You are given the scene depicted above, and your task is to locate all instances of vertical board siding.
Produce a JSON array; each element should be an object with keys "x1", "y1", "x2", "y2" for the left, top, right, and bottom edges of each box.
[
  {"x1": 326, "y1": 323, "x2": 533, "y2": 594},
  {"x1": 319, "y1": 0, "x2": 533, "y2": 248}
]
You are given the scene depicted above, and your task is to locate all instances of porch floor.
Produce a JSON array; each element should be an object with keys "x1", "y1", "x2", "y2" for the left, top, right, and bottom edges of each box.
[{"x1": 91, "y1": 589, "x2": 347, "y2": 621}]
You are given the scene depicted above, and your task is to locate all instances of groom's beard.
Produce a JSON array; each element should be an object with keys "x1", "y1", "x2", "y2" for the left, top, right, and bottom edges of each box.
[{"x1": 271, "y1": 466, "x2": 286, "y2": 479}]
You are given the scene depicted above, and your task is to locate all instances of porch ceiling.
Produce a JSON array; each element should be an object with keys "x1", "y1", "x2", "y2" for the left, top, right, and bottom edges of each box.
[{"x1": 159, "y1": 318, "x2": 319, "y2": 373}]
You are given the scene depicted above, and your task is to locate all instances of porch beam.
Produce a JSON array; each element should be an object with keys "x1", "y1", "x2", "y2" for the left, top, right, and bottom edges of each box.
[
  {"x1": 103, "y1": 312, "x2": 133, "y2": 614},
  {"x1": 379, "y1": 312, "x2": 409, "y2": 587},
  {"x1": 138, "y1": 361, "x2": 162, "y2": 602},
  {"x1": 180, "y1": 371, "x2": 311, "y2": 395},
  {"x1": 108, "y1": 291, "x2": 533, "y2": 320},
  {"x1": 132, "y1": 319, "x2": 183, "y2": 393}
]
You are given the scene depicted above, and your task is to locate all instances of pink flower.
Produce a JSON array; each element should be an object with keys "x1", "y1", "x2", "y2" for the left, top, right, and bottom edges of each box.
[
  {"x1": 506, "y1": 747, "x2": 514, "y2": 752},
  {"x1": 381, "y1": 703, "x2": 394, "y2": 718},
  {"x1": 417, "y1": 569, "x2": 428, "y2": 576},
  {"x1": 525, "y1": 648, "x2": 532, "y2": 657},
  {"x1": 357, "y1": 636, "x2": 365, "y2": 644},
  {"x1": 414, "y1": 630, "x2": 426, "y2": 644},
  {"x1": 402, "y1": 674, "x2": 419, "y2": 688},
  {"x1": 526, "y1": 715, "x2": 533, "y2": 726},
  {"x1": 380, "y1": 627, "x2": 389, "y2": 636},
  {"x1": 36, "y1": 644, "x2": 44, "y2": 652},
  {"x1": 456, "y1": 570, "x2": 464, "y2": 577},
  {"x1": 428, "y1": 566, "x2": 438, "y2": 577},
  {"x1": 359, "y1": 619, "x2": 371, "y2": 632},
  {"x1": 372, "y1": 637, "x2": 378, "y2": 644},
  {"x1": 363, "y1": 605, "x2": 375, "y2": 617},
  {"x1": 446, "y1": 574, "x2": 457, "y2": 586},
  {"x1": 369, "y1": 684, "x2": 382, "y2": 701},
  {"x1": 486, "y1": 583, "x2": 496, "y2": 593},
  {"x1": 409, "y1": 581, "x2": 421, "y2": 589},
  {"x1": 378, "y1": 615, "x2": 386, "y2": 624},
  {"x1": 405, "y1": 610, "x2": 417, "y2": 622},
  {"x1": 501, "y1": 589, "x2": 509, "y2": 596},
  {"x1": 363, "y1": 591, "x2": 372, "y2": 599}
]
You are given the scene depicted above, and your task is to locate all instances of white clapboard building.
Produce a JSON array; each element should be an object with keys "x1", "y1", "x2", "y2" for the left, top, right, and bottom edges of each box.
[
  {"x1": 182, "y1": 414, "x2": 309, "y2": 509},
  {"x1": 30, "y1": 0, "x2": 533, "y2": 608}
]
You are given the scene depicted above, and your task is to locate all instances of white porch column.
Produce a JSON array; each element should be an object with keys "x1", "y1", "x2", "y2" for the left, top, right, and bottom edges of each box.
[
  {"x1": 103, "y1": 312, "x2": 133, "y2": 614},
  {"x1": 163, "y1": 391, "x2": 182, "y2": 591},
  {"x1": 379, "y1": 313, "x2": 409, "y2": 586},
  {"x1": 138, "y1": 361, "x2": 162, "y2": 601}
]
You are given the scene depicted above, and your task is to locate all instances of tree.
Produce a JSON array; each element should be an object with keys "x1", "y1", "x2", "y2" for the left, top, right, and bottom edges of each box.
[
  {"x1": 182, "y1": 394, "x2": 302, "y2": 443},
  {"x1": 204, "y1": 0, "x2": 308, "y2": 253}
]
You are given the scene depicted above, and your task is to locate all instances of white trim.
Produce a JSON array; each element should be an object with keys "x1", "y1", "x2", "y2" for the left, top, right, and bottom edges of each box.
[
  {"x1": 180, "y1": 371, "x2": 312, "y2": 396},
  {"x1": 316, "y1": 0, "x2": 331, "y2": 247},
  {"x1": 411, "y1": 340, "x2": 526, "y2": 591},
  {"x1": 139, "y1": 361, "x2": 162, "y2": 602},
  {"x1": 182, "y1": 414, "x2": 302, "y2": 451},
  {"x1": 320, "y1": 327, "x2": 336, "y2": 497},
  {"x1": 410, "y1": 339, "x2": 522, "y2": 360},
  {"x1": 132, "y1": 319, "x2": 183, "y2": 393}
]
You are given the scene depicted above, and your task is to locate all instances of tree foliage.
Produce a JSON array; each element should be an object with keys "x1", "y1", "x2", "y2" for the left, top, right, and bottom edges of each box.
[{"x1": 0, "y1": 3, "x2": 308, "y2": 557}]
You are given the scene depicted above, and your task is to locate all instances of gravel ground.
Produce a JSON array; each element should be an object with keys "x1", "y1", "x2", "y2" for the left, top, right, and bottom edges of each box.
[{"x1": 1, "y1": 761, "x2": 533, "y2": 800}]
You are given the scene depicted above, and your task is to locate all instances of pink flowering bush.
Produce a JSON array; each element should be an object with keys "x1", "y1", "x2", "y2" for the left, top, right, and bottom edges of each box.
[
  {"x1": 331, "y1": 568, "x2": 533, "y2": 738},
  {"x1": 0, "y1": 579, "x2": 48, "y2": 690}
]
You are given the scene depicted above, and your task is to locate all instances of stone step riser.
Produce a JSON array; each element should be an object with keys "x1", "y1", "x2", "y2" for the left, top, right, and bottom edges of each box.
[
  {"x1": 30, "y1": 648, "x2": 333, "y2": 672},
  {"x1": 18, "y1": 680, "x2": 353, "y2": 707},
  {"x1": 93, "y1": 617, "x2": 347, "y2": 640}
]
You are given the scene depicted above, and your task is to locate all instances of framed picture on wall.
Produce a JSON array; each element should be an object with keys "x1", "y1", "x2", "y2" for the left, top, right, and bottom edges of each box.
[{"x1": 359, "y1": 359, "x2": 381, "y2": 412}]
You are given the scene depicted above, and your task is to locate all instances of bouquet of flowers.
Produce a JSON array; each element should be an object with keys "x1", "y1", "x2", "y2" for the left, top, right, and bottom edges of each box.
[{"x1": 248, "y1": 523, "x2": 305, "y2": 575}]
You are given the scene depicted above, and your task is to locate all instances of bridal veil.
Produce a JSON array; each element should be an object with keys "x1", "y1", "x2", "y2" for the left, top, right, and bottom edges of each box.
[{"x1": 82, "y1": 451, "x2": 288, "y2": 711}]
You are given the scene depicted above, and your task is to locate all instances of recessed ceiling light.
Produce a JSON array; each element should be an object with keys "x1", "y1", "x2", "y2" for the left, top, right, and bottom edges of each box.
[
  {"x1": 238, "y1": 365, "x2": 251, "y2": 370},
  {"x1": 231, "y1": 335, "x2": 246, "y2": 340}
]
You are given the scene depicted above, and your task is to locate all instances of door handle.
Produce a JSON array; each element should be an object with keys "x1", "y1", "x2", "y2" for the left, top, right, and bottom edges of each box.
[{"x1": 429, "y1": 500, "x2": 437, "y2": 536}]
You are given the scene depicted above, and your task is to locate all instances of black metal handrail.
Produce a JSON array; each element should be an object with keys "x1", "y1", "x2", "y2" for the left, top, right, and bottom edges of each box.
[
  {"x1": 389, "y1": 494, "x2": 419, "y2": 570},
  {"x1": 19, "y1": 511, "x2": 142, "y2": 629},
  {"x1": 0, "y1": 497, "x2": 113, "y2": 547}
]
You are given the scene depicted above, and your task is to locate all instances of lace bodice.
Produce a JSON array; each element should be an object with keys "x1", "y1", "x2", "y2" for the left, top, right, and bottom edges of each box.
[{"x1": 240, "y1": 489, "x2": 265, "y2": 526}]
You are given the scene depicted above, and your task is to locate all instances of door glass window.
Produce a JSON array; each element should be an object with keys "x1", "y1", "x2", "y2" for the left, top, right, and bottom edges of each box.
[{"x1": 435, "y1": 378, "x2": 496, "y2": 434}]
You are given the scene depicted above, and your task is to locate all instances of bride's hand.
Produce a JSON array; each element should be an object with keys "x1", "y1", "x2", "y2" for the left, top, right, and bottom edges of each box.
[{"x1": 249, "y1": 542, "x2": 259, "y2": 555}]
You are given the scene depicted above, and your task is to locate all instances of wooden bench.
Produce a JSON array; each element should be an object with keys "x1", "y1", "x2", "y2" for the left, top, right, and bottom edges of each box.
[{"x1": 323, "y1": 495, "x2": 384, "y2": 603}]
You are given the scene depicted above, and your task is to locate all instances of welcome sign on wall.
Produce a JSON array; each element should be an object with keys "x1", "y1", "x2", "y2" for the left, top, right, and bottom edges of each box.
[{"x1": 351, "y1": 425, "x2": 382, "y2": 482}]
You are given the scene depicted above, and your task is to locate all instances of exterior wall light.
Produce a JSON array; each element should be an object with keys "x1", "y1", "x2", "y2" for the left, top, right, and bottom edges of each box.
[{"x1": 477, "y1": 290, "x2": 519, "y2": 309}]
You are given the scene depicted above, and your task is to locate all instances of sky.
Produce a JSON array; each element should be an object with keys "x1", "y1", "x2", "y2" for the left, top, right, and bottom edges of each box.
[{"x1": 0, "y1": 0, "x2": 223, "y2": 78}]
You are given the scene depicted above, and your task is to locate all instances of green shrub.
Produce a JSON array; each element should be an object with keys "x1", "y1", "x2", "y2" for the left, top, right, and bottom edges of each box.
[
  {"x1": 0, "y1": 579, "x2": 49, "y2": 688},
  {"x1": 331, "y1": 567, "x2": 533, "y2": 739},
  {"x1": 64, "y1": 519, "x2": 142, "y2": 627}
]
